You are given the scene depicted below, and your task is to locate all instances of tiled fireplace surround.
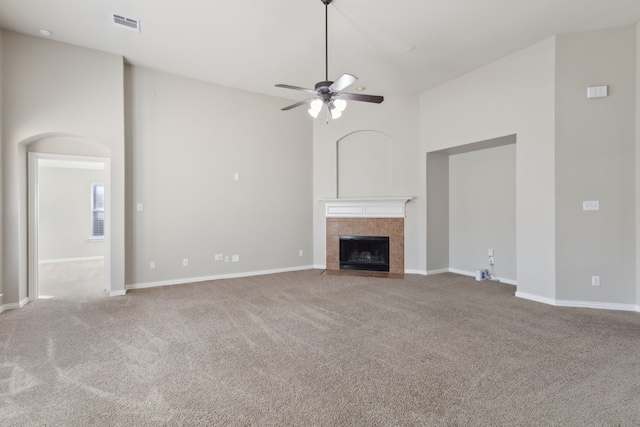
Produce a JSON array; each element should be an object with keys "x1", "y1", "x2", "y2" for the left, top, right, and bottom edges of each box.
[{"x1": 322, "y1": 199, "x2": 410, "y2": 276}]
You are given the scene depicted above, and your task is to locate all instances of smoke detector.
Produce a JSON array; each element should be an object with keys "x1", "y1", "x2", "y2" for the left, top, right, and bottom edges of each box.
[{"x1": 112, "y1": 13, "x2": 140, "y2": 33}]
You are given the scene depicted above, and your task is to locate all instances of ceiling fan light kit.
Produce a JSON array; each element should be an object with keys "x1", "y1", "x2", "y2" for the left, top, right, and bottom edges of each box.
[{"x1": 276, "y1": 0, "x2": 384, "y2": 120}]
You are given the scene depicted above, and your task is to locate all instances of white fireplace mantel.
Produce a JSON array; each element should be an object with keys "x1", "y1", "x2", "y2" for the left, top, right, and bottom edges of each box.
[{"x1": 320, "y1": 197, "x2": 413, "y2": 218}]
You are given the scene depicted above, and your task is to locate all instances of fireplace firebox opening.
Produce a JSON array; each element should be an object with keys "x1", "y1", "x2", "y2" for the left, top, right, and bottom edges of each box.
[{"x1": 339, "y1": 236, "x2": 390, "y2": 272}]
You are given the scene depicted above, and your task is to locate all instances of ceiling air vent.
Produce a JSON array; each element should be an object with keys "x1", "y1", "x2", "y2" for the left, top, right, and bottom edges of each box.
[{"x1": 112, "y1": 13, "x2": 140, "y2": 33}]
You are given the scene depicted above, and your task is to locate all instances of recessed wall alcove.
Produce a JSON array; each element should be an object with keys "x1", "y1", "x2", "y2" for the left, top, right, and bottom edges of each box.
[{"x1": 426, "y1": 134, "x2": 517, "y2": 283}]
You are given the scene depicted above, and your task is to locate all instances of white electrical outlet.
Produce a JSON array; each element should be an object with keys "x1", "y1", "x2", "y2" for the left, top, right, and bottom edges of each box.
[
  {"x1": 592, "y1": 276, "x2": 600, "y2": 286},
  {"x1": 488, "y1": 256, "x2": 494, "y2": 265},
  {"x1": 232, "y1": 255, "x2": 240, "y2": 262},
  {"x1": 182, "y1": 259, "x2": 189, "y2": 267},
  {"x1": 215, "y1": 254, "x2": 224, "y2": 262},
  {"x1": 150, "y1": 261, "x2": 156, "y2": 269},
  {"x1": 137, "y1": 203, "x2": 143, "y2": 211},
  {"x1": 488, "y1": 248, "x2": 494, "y2": 257},
  {"x1": 299, "y1": 250, "x2": 304, "y2": 257}
]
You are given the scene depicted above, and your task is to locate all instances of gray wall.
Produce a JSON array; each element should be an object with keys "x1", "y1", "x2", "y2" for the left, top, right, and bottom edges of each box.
[
  {"x1": 38, "y1": 166, "x2": 105, "y2": 261},
  {"x1": 1, "y1": 30, "x2": 125, "y2": 302},
  {"x1": 449, "y1": 143, "x2": 516, "y2": 281},
  {"x1": 422, "y1": 26, "x2": 638, "y2": 306},
  {"x1": 0, "y1": 30, "x2": 312, "y2": 302},
  {"x1": 312, "y1": 96, "x2": 421, "y2": 272},
  {"x1": 421, "y1": 38, "x2": 557, "y2": 299},
  {"x1": 637, "y1": 24, "x2": 640, "y2": 308},
  {"x1": 125, "y1": 66, "x2": 313, "y2": 285},
  {"x1": 555, "y1": 26, "x2": 636, "y2": 303},
  {"x1": 0, "y1": 29, "x2": 4, "y2": 305},
  {"x1": 1, "y1": 24, "x2": 639, "y2": 311},
  {"x1": 337, "y1": 131, "x2": 393, "y2": 198},
  {"x1": 425, "y1": 152, "x2": 449, "y2": 272}
]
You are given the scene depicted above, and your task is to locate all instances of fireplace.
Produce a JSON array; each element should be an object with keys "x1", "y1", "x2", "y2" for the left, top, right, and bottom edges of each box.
[
  {"x1": 322, "y1": 198, "x2": 411, "y2": 277},
  {"x1": 340, "y1": 236, "x2": 390, "y2": 272}
]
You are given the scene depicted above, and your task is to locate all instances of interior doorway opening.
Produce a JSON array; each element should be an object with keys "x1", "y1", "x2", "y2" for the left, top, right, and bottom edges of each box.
[{"x1": 28, "y1": 153, "x2": 111, "y2": 301}]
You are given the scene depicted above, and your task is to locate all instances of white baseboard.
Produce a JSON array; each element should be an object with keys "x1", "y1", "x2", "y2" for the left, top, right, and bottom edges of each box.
[
  {"x1": 448, "y1": 268, "x2": 517, "y2": 285},
  {"x1": 126, "y1": 265, "x2": 316, "y2": 291},
  {"x1": 515, "y1": 291, "x2": 557, "y2": 306},
  {"x1": 0, "y1": 297, "x2": 30, "y2": 314},
  {"x1": 516, "y1": 291, "x2": 640, "y2": 313},
  {"x1": 39, "y1": 256, "x2": 104, "y2": 264},
  {"x1": 109, "y1": 290, "x2": 127, "y2": 297},
  {"x1": 555, "y1": 299, "x2": 638, "y2": 312},
  {"x1": 425, "y1": 268, "x2": 448, "y2": 275}
]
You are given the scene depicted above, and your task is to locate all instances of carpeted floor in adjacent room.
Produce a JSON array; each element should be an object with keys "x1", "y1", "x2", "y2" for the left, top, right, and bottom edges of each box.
[{"x1": 1, "y1": 269, "x2": 640, "y2": 426}]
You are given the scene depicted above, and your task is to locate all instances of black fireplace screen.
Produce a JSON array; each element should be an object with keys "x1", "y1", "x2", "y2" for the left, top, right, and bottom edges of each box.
[{"x1": 339, "y1": 236, "x2": 390, "y2": 272}]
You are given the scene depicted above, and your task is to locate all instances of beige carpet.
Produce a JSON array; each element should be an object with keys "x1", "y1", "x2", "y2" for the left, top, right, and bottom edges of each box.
[
  {"x1": 1, "y1": 270, "x2": 639, "y2": 426},
  {"x1": 38, "y1": 259, "x2": 105, "y2": 300}
]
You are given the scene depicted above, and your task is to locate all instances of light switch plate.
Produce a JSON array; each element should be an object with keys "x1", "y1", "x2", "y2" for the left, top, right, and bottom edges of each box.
[{"x1": 583, "y1": 200, "x2": 600, "y2": 211}]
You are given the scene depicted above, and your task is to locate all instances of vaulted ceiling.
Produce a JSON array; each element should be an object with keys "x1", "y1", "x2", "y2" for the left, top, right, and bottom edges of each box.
[{"x1": 2, "y1": 0, "x2": 640, "y2": 100}]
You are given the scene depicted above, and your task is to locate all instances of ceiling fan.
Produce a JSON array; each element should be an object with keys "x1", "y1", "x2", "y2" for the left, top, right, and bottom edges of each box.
[{"x1": 276, "y1": 0, "x2": 384, "y2": 120}]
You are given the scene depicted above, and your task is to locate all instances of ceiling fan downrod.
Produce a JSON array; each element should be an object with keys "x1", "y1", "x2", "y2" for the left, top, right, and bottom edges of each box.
[
  {"x1": 274, "y1": 0, "x2": 384, "y2": 119},
  {"x1": 322, "y1": 0, "x2": 332, "y2": 82}
]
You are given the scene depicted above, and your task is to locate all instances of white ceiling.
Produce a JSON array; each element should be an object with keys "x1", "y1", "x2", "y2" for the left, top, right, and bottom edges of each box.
[{"x1": 1, "y1": 0, "x2": 640, "y2": 101}]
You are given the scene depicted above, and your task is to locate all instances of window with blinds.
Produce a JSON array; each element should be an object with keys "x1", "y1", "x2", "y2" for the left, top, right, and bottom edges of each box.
[{"x1": 91, "y1": 182, "x2": 105, "y2": 238}]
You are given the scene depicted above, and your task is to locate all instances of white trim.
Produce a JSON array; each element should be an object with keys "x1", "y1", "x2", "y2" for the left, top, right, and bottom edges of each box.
[
  {"x1": 29, "y1": 153, "x2": 112, "y2": 301},
  {"x1": 0, "y1": 298, "x2": 30, "y2": 314},
  {"x1": 448, "y1": 268, "x2": 516, "y2": 285},
  {"x1": 125, "y1": 265, "x2": 316, "y2": 291},
  {"x1": 516, "y1": 291, "x2": 639, "y2": 312},
  {"x1": 39, "y1": 159, "x2": 104, "y2": 170},
  {"x1": 425, "y1": 268, "x2": 449, "y2": 275},
  {"x1": 515, "y1": 291, "x2": 557, "y2": 306},
  {"x1": 555, "y1": 299, "x2": 638, "y2": 312},
  {"x1": 320, "y1": 197, "x2": 413, "y2": 218},
  {"x1": 109, "y1": 290, "x2": 127, "y2": 297},
  {"x1": 39, "y1": 256, "x2": 105, "y2": 264}
]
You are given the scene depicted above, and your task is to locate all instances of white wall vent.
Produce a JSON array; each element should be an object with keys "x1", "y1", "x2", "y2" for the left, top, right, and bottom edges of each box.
[{"x1": 112, "y1": 14, "x2": 141, "y2": 33}]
